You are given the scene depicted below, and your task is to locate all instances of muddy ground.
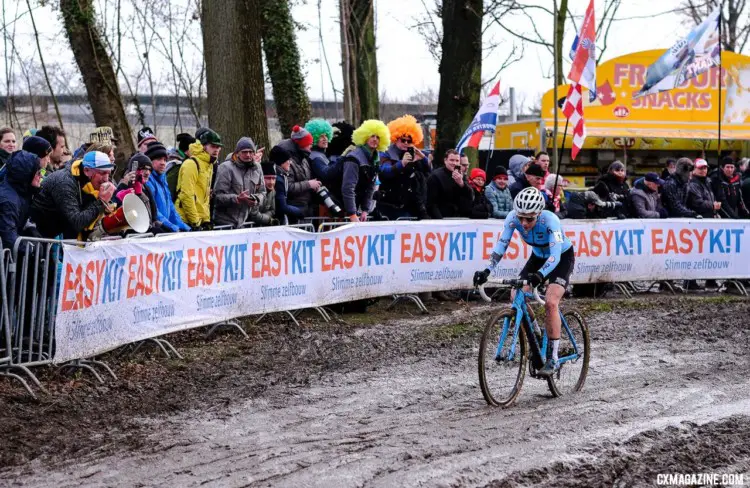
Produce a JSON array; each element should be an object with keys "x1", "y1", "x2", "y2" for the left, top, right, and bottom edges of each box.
[{"x1": 1, "y1": 293, "x2": 750, "y2": 487}]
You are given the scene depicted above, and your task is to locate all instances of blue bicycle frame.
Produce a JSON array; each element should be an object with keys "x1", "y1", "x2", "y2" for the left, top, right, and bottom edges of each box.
[{"x1": 496, "y1": 286, "x2": 582, "y2": 371}]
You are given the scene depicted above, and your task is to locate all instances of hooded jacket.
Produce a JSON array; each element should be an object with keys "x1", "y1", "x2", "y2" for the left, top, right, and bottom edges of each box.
[
  {"x1": 593, "y1": 173, "x2": 630, "y2": 202},
  {"x1": 176, "y1": 141, "x2": 213, "y2": 227},
  {"x1": 507, "y1": 154, "x2": 528, "y2": 187},
  {"x1": 686, "y1": 174, "x2": 716, "y2": 218},
  {"x1": 711, "y1": 170, "x2": 748, "y2": 219},
  {"x1": 276, "y1": 139, "x2": 314, "y2": 212},
  {"x1": 661, "y1": 160, "x2": 697, "y2": 218},
  {"x1": 484, "y1": 180, "x2": 512, "y2": 218},
  {"x1": 0, "y1": 151, "x2": 40, "y2": 249},
  {"x1": 212, "y1": 155, "x2": 266, "y2": 228},
  {"x1": 30, "y1": 159, "x2": 106, "y2": 240},
  {"x1": 145, "y1": 170, "x2": 190, "y2": 232}
]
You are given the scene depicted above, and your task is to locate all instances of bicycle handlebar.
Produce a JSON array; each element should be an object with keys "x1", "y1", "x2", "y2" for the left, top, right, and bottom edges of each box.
[{"x1": 477, "y1": 278, "x2": 546, "y2": 305}]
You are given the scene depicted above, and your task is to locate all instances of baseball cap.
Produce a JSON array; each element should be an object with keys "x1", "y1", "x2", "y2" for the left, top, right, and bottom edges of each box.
[
  {"x1": 644, "y1": 172, "x2": 665, "y2": 186},
  {"x1": 198, "y1": 128, "x2": 223, "y2": 147},
  {"x1": 694, "y1": 158, "x2": 708, "y2": 168},
  {"x1": 82, "y1": 151, "x2": 115, "y2": 170}
]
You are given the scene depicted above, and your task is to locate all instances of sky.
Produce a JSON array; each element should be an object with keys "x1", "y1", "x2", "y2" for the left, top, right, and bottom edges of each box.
[{"x1": 0, "y1": 0, "x2": 725, "y2": 113}]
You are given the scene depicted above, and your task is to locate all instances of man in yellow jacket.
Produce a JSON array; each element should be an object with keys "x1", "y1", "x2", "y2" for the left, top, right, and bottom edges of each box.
[{"x1": 176, "y1": 128, "x2": 223, "y2": 230}]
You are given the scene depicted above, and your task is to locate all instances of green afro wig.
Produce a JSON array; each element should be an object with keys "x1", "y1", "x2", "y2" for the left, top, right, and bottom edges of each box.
[
  {"x1": 352, "y1": 119, "x2": 390, "y2": 152},
  {"x1": 304, "y1": 118, "x2": 334, "y2": 146}
]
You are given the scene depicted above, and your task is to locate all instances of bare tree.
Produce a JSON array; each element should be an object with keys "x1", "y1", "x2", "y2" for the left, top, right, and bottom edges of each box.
[
  {"x1": 26, "y1": 0, "x2": 65, "y2": 133},
  {"x1": 680, "y1": 0, "x2": 750, "y2": 53},
  {"x1": 486, "y1": 0, "x2": 624, "y2": 84},
  {"x1": 60, "y1": 0, "x2": 136, "y2": 170}
]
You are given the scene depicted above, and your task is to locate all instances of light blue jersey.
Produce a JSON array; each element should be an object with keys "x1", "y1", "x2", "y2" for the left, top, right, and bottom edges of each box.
[{"x1": 490, "y1": 210, "x2": 573, "y2": 277}]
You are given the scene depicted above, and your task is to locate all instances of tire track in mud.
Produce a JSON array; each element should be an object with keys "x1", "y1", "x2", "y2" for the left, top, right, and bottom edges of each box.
[{"x1": 3, "y1": 297, "x2": 750, "y2": 487}]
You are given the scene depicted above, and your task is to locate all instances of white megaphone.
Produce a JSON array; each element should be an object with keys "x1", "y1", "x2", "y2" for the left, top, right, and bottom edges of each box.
[{"x1": 89, "y1": 193, "x2": 150, "y2": 240}]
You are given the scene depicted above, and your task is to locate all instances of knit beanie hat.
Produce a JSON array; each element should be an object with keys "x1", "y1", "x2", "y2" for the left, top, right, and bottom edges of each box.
[
  {"x1": 234, "y1": 136, "x2": 257, "y2": 153},
  {"x1": 144, "y1": 140, "x2": 168, "y2": 161},
  {"x1": 22, "y1": 136, "x2": 52, "y2": 158},
  {"x1": 176, "y1": 133, "x2": 195, "y2": 154},
  {"x1": 720, "y1": 156, "x2": 736, "y2": 167},
  {"x1": 291, "y1": 125, "x2": 313, "y2": 148},
  {"x1": 270, "y1": 146, "x2": 292, "y2": 166},
  {"x1": 129, "y1": 152, "x2": 153, "y2": 171},
  {"x1": 137, "y1": 126, "x2": 157, "y2": 146},
  {"x1": 525, "y1": 163, "x2": 545, "y2": 178},
  {"x1": 608, "y1": 161, "x2": 625, "y2": 173},
  {"x1": 261, "y1": 162, "x2": 275, "y2": 176},
  {"x1": 492, "y1": 166, "x2": 508, "y2": 179},
  {"x1": 469, "y1": 168, "x2": 486, "y2": 180}
]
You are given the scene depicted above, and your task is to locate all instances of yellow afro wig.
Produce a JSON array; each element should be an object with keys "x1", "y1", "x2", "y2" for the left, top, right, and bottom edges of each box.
[
  {"x1": 352, "y1": 119, "x2": 390, "y2": 152},
  {"x1": 387, "y1": 114, "x2": 423, "y2": 146}
]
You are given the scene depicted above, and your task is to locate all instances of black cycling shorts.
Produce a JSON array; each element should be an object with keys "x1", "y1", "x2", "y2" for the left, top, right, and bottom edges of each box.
[{"x1": 520, "y1": 247, "x2": 575, "y2": 289}]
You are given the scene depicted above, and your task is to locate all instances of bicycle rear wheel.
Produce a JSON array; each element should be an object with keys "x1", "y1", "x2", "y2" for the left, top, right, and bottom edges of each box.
[
  {"x1": 478, "y1": 308, "x2": 528, "y2": 407},
  {"x1": 547, "y1": 310, "x2": 590, "y2": 397}
]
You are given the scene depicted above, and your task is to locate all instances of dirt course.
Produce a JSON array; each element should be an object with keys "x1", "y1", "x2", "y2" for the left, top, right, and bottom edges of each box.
[{"x1": 1, "y1": 294, "x2": 750, "y2": 487}]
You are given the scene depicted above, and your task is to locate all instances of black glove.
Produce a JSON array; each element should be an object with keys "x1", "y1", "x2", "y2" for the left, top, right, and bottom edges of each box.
[
  {"x1": 473, "y1": 269, "x2": 490, "y2": 287},
  {"x1": 658, "y1": 207, "x2": 669, "y2": 218},
  {"x1": 527, "y1": 272, "x2": 544, "y2": 288}
]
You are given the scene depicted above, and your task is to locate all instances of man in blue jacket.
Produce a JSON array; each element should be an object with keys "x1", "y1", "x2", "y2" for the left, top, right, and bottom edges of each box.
[
  {"x1": 145, "y1": 140, "x2": 190, "y2": 233},
  {"x1": 0, "y1": 136, "x2": 51, "y2": 249}
]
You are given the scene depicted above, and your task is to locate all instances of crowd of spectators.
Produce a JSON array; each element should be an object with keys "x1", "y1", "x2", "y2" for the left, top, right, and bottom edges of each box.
[{"x1": 1, "y1": 120, "x2": 749, "y2": 263}]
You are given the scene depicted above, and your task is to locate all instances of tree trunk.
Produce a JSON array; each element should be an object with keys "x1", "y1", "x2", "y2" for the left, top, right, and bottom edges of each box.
[
  {"x1": 555, "y1": 0, "x2": 568, "y2": 86},
  {"x1": 260, "y1": 0, "x2": 311, "y2": 138},
  {"x1": 341, "y1": 0, "x2": 379, "y2": 123},
  {"x1": 202, "y1": 0, "x2": 269, "y2": 152},
  {"x1": 60, "y1": 0, "x2": 135, "y2": 172},
  {"x1": 435, "y1": 0, "x2": 482, "y2": 164}
]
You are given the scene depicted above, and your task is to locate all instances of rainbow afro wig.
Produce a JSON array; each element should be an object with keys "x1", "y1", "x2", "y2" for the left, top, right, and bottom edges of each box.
[
  {"x1": 304, "y1": 118, "x2": 334, "y2": 146},
  {"x1": 387, "y1": 114, "x2": 423, "y2": 146},
  {"x1": 352, "y1": 119, "x2": 390, "y2": 152}
]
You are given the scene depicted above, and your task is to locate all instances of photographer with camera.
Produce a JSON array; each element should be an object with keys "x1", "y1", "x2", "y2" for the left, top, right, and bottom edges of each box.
[
  {"x1": 213, "y1": 136, "x2": 266, "y2": 229},
  {"x1": 378, "y1": 115, "x2": 431, "y2": 220}
]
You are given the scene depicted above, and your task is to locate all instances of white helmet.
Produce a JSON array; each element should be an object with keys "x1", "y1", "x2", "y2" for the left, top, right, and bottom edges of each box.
[{"x1": 514, "y1": 187, "x2": 546, "y2": 216}]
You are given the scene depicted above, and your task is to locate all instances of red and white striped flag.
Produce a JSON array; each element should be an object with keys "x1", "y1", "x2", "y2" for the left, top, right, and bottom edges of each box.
[{"x1": 562, "y1": 83, "x2": 586, "y2": 161}]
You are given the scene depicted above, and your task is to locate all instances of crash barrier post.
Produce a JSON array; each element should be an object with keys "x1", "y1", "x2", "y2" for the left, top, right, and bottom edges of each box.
[{"x1": 8, "y1": 237, "x2": 117, "y2": 389}]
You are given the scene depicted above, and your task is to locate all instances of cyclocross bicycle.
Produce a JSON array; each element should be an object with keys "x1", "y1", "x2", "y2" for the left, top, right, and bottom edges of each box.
[{"x1": 476, "y1": 278, "x2": 590, "y2": 407}]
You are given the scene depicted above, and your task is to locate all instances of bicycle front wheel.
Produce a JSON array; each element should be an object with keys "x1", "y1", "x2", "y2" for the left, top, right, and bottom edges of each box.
[
  {"x1": 547, "y1": 310, "x2": 590, "y2": 397},
  {"x1": 478, "y1": 308, "x2": 527, "y2": 407}
]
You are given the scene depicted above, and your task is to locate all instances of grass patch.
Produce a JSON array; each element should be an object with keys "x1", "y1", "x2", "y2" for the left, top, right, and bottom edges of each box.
[{"x1": 431, "y1": 322, "x2": 483, "y2": 340}]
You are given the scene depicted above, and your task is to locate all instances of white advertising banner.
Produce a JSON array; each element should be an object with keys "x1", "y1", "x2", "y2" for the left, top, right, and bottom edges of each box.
[{"x1": 54, "y1": 219, "x2": 750, "y2": 362}]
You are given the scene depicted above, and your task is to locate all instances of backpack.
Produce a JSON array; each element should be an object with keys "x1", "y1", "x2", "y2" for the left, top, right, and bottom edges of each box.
[{"x1": 166, "y1": 160, "x2": 184, "y2": 203}]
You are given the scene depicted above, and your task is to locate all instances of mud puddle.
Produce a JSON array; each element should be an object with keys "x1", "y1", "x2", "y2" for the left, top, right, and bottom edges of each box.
[{"x1": 2, "y1": 296, "x2": 750, "y2": 487}]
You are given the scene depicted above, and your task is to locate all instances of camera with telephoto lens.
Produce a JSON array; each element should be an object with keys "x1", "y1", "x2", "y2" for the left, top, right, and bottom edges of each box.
[{"x1": 317, "y1": 185, "x2": 342, "y2": 216}]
